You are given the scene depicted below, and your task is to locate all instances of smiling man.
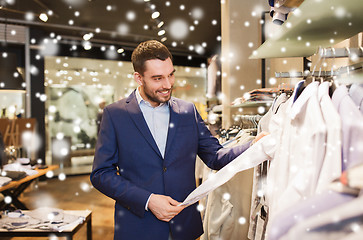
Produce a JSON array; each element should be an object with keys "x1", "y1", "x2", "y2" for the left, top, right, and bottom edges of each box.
[{"x1": 91, "y1": 40, "x2": 256, "y2": 240}]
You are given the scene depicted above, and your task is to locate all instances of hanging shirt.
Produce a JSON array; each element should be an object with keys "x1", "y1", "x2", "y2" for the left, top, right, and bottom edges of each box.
[
  {"x1": 332, "y1": 85, "x2": 363, "y2": 171},
  {"x1": 280, "y1": 194, "x2": 363, "y2": 240},
  {"x1": 348, "y1": 83, "x2": 363, "y2": 114},
  {"x1": 136, "y1": 88, "x2": 170, "y2": 158},
  {"x1": 266, "y1": 81, "x2": 327, "y2": 224},
  {"x1": 315, "y1": 82, "x2": 342, "y2": 193},
  {"x1": 248, "y1": 93, "x2": 289, "y2": 240}
]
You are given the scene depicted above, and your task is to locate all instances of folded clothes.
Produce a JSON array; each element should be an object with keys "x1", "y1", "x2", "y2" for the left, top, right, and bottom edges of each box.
[
  {"x1": 1, "y1": 171, "x2": 27, "y2": 181},
  {"x1": 0, "y1": 207, "x2": 85, "y2": 231},
  {"x1": 0, "y1": 176, "x2": 12, "y2": 186}
]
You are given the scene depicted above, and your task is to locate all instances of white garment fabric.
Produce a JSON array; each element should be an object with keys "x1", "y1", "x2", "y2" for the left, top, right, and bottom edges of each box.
[
  {"x1": 0, "y1": 176, "x2": 12, "y2": 186},
  {"x1": 266, "y1": 81, "x2": 327, "y2": 225},
  {"x1": 201, "y1": 134, "x2": 255, "y2": 240},
  {"x1": 315, "y1": 82, "x2": 342, "y2": 193},
  {"x1": 280, "y1": 195, "x2": 363, "y2": 240},
  {"x1": 248, "y1": 93, "x2": 289, "y2": 240},
  {"x1": 180, "y1": 134, "x2": 275, "y2": 206}
]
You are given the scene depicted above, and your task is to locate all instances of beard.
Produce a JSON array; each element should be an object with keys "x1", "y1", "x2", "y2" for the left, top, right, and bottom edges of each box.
[{"x1": 142, "y1": 82, "x2": 173, "y2": 105}]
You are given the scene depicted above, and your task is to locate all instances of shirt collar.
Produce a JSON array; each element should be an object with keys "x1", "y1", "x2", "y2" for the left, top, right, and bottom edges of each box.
[{"x1": 136, "y1": 87, "x2": 168, "y2": 108}]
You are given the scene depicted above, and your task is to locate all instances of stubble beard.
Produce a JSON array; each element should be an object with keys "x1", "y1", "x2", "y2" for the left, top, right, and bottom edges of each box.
[{"x1": 144, "y1": 86, "x2": 173, "y2": 105}]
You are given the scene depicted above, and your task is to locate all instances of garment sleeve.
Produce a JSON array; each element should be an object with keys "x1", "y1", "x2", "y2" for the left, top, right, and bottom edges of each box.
[
  {"x1": 194, "y1": 105, "x2": 251, "y2": 170},
  {"x1": 90, "y1": 108, "x2": 151, "y2": 218}
]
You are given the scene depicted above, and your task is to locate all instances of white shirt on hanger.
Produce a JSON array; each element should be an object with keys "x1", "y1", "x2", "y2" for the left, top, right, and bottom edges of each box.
[
  {"x1": 266, "y1": 81, "x2": 327, "y2": 224},
  {"x1": 315, "y1": 82, "x2": 342, "y2": 193}
]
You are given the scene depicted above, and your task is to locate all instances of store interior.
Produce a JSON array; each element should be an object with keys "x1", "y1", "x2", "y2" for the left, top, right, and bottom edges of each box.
[{"x1": 0, "y1": 0, "x2": 362, "y2": 239}]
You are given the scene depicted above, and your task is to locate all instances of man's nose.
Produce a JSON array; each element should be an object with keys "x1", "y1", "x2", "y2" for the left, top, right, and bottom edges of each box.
[{"x1": 162, "y1": 78, "x2": 172, "y2": 89}]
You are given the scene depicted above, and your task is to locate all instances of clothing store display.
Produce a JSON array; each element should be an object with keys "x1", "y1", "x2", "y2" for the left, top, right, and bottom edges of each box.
[
  {"x1": 1, "y1": 171, "x2": 27, "y2": 181},
  {"x1": 279, "y1": 194, "x2": 363, "y2": 240},
  {"x1": 248, "y1": 93, "x2": 289, "y2": 240},
  {"x1": 266, "y1": 81, "x2": 327, "y2": 223},
  {"x1": 233, "y1": 88, "x2": 292, "y2": 106},
  {"x1": 246, "y1": 75, "x2": 363, "y2": 240},
  {"x1": 0, "y1": 207, "x2": 85, "y2": 231},
  {"x1": 202, "y1": 133, "x2": 255, "y2": 240},
  {"x1": 348, "y1": 84, "x2": 363, "y2": 113},
  {"x1": 266, "y1": 190, "x2": 356, "y2": 240},
  {"x1": 0, "y1": 176, "x2": 12, "y2": 187},
  {"x1": 3, "y1": 163, "x2": 38, "y2": 176},
  {"x1": 332, "y1": 85, "x2": 363, "y2": 170}
]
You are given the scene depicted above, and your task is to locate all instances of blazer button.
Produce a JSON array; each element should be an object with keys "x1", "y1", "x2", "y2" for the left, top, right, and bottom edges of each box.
[{"x1": 163, "y1": 167, "x2": 167, "y2": 172}]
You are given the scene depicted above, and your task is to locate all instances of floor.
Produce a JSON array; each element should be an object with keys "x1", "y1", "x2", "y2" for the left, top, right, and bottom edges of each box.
[{"x1": 5, "y1": 174, "x2": 115, "y2": 240}]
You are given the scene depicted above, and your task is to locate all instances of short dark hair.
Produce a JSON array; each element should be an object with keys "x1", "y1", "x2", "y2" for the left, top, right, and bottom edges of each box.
[{"x1": 131, "y1": 40, "x2": 173, "y2": 75}]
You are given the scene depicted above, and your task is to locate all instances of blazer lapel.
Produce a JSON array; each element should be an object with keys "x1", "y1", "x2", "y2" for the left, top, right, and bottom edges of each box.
[
  {"x1": 125, "y1": 91, "x2": 162, "y2": 158},
  {"x1": 164, "y1": 98, "x2": 180, "y2": 159}
]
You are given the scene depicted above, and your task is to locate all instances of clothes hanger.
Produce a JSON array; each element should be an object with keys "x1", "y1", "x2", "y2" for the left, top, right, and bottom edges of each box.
[
  {"x1": 328, "y1": 47, "x2": 338, "y2": 97},
  {"x1": 296, "y1": 47, "x2": 323, "y2": 99}
]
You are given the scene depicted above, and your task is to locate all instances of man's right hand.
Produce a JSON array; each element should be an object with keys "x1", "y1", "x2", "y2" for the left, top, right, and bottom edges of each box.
[{"x1": 148, "y1": 194, "x2": 185, "y2": 222}]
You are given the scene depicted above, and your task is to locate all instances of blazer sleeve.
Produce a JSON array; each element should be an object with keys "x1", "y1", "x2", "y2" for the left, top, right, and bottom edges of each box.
[
  {"x1": 194, "y1": 106, "x2": 251, "y2": 170},
  {"x1": 90, "y1": 107, "x2": 151, "y2": 218}
]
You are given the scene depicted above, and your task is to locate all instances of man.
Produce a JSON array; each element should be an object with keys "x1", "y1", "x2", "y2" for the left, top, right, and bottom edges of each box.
[{"x1": 91, "y1": 40, "x2": 259, "y2": 240}]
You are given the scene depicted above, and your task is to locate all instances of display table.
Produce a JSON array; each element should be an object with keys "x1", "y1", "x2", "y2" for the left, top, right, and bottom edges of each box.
[
  {"x1": 0, "y1": 210, "x2": 92, "y2": 240},
  {"x1": 0, "y1": 165, "x2": 58, "y2": 210}
]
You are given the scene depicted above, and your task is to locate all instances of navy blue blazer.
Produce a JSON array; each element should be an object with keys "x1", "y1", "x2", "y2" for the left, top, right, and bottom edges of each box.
[{"x1": 91, "y1": 91, "x2": 250, "y2": 240}]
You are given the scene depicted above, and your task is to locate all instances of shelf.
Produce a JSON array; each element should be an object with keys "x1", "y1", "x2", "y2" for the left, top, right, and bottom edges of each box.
[
  {"x1": 212, "y1": 101, "x2": 273, "y2": 113},
  {"x1": 250, "y1": 0, "x2": 363, "y2": 59},
  {"x1": 231, "y1": 101, "x2": 273, "y2": 108}
]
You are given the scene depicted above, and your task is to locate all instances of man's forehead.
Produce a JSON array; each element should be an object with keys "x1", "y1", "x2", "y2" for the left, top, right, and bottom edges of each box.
[{"x1": 144, "y1": 58, "x2": 174, "y2": 73}]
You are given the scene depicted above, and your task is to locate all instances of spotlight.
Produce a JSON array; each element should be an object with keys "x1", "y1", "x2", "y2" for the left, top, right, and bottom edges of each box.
[
  {"x1": 151, "y1": 11, "x2": 160, "y2": 19},
  {"x1": 39, "y1": 13, "x2": 48, "y2": 22}
]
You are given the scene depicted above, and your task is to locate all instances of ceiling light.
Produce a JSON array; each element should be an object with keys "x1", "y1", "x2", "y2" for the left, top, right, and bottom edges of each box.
[
  {"x1": 157, "y1": 21, "x2": 164, "y2": 28},
  {"x1": 39, "y1": 13, "x2": 48, "y2": 22},
  {"x1": 83, "y1": 33, "x2": 93, "y2": 41},
  {"x1": 83, "y1": 41, "x2": 92, "y2": 50},
  {"x1": 117, "y1": 48, "x2": 125, "y2": 53},
  {"x1": 47, "y1": 10, "x2": 53, "y2": 16},
  {"x1": 151, "y1": 11, "x2": 160, "y2": 19},
  {"x1": 161, "y1": 37, "x2": 167, "y2": 42},
  {"x1": 158, "y1": 30, "x2": 165, "y2": 36}
]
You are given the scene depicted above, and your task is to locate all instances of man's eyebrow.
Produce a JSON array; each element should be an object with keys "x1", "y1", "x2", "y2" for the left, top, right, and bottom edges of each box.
[
  {"x1": 151, "y1": 69, "x2": 176, "y2": 78},
  {"x1": 151, "y1": 74, "x2": 163, "y2": 78}
]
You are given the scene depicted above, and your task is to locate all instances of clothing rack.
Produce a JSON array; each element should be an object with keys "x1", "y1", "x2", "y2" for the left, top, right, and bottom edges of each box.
[
  {"x1": 216, "y1": 114, "x2": 261, "y2": 140},
  {"x1": 319, "y1": 47, "x2": 363, "y2": 58},
  {"x1": 275, "y1": 62, "x2": 363, "y2": 78}
]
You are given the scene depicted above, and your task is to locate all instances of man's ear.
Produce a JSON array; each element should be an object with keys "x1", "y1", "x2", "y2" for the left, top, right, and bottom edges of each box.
[{"x1": 134, "y1": 72, "x2": 143, "y2": 86}]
